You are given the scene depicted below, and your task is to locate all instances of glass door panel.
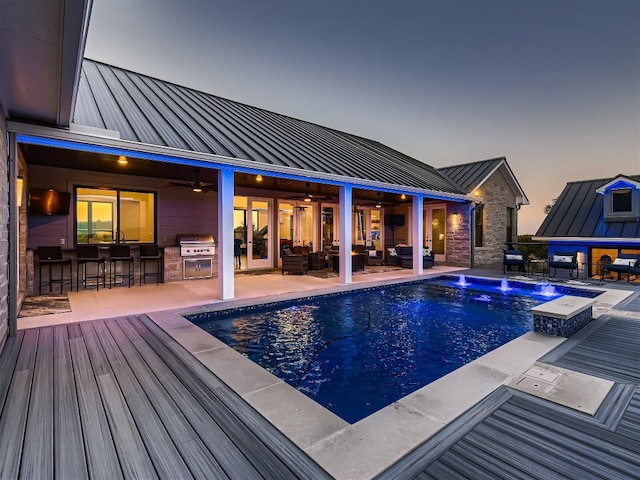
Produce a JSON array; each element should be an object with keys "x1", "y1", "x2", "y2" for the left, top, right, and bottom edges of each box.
[
  {"x1": 249, "y1": 199, "x2": 271, "y2": 268},
  {"x1": 425, "y1": 206, "x2": 446, "y2": 261}
]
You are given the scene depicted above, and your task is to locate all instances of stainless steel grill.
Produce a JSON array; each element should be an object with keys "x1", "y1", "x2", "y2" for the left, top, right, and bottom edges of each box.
[{"x1": 176, "y1": 233, "x2": 215, "y2": 257}]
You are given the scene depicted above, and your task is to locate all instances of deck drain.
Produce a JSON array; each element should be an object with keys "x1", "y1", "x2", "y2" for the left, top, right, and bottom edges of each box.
[
  {"x1": 524, "y1": 365, "x2": 560, "y2": 383},
  {"x1": 516, "y1": 376, "x2": 555, "y2": 394}
]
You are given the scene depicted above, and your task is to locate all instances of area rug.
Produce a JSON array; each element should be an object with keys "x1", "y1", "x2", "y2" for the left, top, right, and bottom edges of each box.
[{"x1": 18, "y1": 294, "x2": 71, "y2": 317}]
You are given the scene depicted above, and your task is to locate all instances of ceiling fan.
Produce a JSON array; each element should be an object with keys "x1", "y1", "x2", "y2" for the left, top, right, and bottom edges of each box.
[
  {"x1": 165, "y1": 167, "x2": 215, "y2": 193},
  {"x1": 283, "y1": 182, "x2": 332, "y2": 202}
]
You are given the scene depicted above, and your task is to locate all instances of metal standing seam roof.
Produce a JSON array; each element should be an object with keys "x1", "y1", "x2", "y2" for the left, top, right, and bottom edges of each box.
[
  {"x1": 535, "y1": 174, "x2": 640, "y2": 240},
  {"x1": 437, "y1": 157, "x2": 504, "y2": 192},
  {"x1": 72, "y1": 59, "x2": 466, "y2": 196}
]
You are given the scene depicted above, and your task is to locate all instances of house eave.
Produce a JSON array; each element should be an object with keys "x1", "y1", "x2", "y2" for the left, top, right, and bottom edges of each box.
[
  {"x1": 10, "y1": 120, "x2": 472, "y2": 203},
  {"x1": 532, "y1": 236, "x2": 640, "y2": 244}
]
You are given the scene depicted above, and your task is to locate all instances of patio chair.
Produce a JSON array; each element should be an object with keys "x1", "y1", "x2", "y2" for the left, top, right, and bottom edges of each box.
[
  {"x1": 281, "y1": 246, "x2": 308, "y2": 275},
  {"x1": 548, "y1": 251, "x2": 578, "y2": 279},
  {"x1": 503, "y1": 249, "x2": 526, "y2": 274},
  {"x1": 600, "y1": 254, "x2": 640, "y2": 282}
]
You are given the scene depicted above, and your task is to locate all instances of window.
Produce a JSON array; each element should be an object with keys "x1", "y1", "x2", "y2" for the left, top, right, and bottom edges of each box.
[
  {"x1": 506, "y1": 207, "x2": 514, "y2": 243},
  {"x1": 474, "y1": 205, "x2": 484, "y2": 247},
  {"x1": 612, "y1": 188, "x2": 632, "y2": 212},
  {"x1": 75, "y1": 187, "x2": 156, "y2": 245}
]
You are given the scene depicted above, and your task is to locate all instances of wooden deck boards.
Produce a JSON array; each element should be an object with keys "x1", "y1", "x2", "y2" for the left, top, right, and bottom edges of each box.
[
  {"x1": 0, "y1": 315, "x2": 329, "y2": 479},
  {"x1": 376, "y1": 314, "x2": 640, "y2": 480}
]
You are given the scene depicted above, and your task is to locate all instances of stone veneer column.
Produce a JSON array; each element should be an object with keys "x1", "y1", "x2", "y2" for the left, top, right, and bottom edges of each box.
[{"x1": 0, "y1": 105, "x2": 8, "y2": 353}]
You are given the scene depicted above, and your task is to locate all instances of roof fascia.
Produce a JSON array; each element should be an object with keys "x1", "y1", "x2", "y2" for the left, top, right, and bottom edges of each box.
[
  {"x1": 11, "y1": 121, "x2": 472, "y2": 203},
  {"x1": 471, "y1": 159, "x2": 530, "y2": 205},
  {"x1": 58, "y1": 0, "x2": 93, "y2": 127},
  {"x1": 532, "y1": 236, "x2": 640, "y2": 244},
  {"x1": 595, "y1": 175, "x2": 640, "y2": 194}
]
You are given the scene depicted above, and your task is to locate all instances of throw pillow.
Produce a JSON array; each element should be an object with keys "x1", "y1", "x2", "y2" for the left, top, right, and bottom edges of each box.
[
  {"x1": 368, "y1": 249, "x2": 378, "y2": 257},
  {"x1": 553, "y1": 255, "x2": 572, "y2": 263},
  {"x1": 505, "y1": 254, "x2": 523, "y2": 261},
  {"x1": 613, "y1": 257, "x2": 635, "y2": 266},
  {"x1": 387, "y1": 248, "x2": 397, "y2": 257},
  {"x1": 423, "y1": 248, "x2": 431, "y2": 257}
]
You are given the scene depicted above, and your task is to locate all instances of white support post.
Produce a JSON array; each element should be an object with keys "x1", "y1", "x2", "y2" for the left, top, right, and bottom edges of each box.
[
  {"x1": 412, "y1": 194, "x2": 424, "y2": 275},
  {"x1": 339, "y1": 184, "x2": 353, "y2": 284},
  {"x1": 8, "y1": 132, "x2": 18, "y2": 336},
  {"x1": 217, "y1": 168, "x2": 235, "y2": 300}
]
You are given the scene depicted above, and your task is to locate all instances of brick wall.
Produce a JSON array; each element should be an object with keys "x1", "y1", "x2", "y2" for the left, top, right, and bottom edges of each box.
[
  {"x1": 473, "y1": 170, "x2": 519, "y2": 269},
  {"x1": 0, "y1": 105, "x2": 8, "y2": 353}
]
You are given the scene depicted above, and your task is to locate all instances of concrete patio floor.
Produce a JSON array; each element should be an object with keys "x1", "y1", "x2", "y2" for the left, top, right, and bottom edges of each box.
[{"x1": 12, "y1": 267, "x2": 640, "y2": 479}]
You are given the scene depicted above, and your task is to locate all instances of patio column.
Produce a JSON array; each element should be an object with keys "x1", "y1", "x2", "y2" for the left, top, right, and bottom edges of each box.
[
  {"x1": 218, "y1": 168, "x2": 235, "y2": 300},
  {"x1": 412, "y1": 194, "x2": 424, "y2": 275},
  {"x1": 8, "y1": 132, "x2": 18, "y2": 337},
  {"x1": 339, "y1": 184, "x2": 353, "y2": 284}
]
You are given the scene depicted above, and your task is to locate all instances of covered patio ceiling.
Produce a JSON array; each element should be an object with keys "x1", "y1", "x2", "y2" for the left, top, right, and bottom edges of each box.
[{"x1": 20, "y1": 142, "x2": 418, "y2": 206}]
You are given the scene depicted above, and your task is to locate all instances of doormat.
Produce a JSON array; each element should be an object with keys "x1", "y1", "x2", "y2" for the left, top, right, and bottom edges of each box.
[{"x1": 18, "y1": 294, "x2": 71, "y2": 317}]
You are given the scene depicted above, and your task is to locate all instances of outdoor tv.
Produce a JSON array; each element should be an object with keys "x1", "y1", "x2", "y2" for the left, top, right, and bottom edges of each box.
[
  {"x1": 28, "y1": 188, "x2": 71, "y2": 215},
  {"x1": 386, "y1": 214, "x2": 405, "y2": 227}
]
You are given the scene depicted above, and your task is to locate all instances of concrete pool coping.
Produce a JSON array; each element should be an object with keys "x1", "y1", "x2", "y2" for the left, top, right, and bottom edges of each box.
[{"x1": 147, "y1": 275, "x2": 633, "y2": 479}]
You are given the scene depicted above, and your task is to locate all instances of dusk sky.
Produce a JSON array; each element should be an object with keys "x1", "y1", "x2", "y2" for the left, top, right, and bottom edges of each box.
[{"x1": 85, "y1": 0, "x2": 640, "y2": 234}]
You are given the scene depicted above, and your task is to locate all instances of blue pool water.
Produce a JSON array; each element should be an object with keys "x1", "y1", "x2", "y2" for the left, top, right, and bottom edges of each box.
[{"x1": 187, "y1": 276, "x2": 600, "y2": 423}]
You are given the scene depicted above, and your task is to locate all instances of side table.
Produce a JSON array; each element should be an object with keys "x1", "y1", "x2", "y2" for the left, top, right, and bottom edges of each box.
[{"x1": 527, "y1": 259, "x2": 547, "y2": 277}]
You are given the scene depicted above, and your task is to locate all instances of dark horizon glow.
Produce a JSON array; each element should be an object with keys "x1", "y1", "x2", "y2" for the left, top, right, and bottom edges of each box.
[{"x1": 85, "y1": 0, "x2": 640, "y2": 234}]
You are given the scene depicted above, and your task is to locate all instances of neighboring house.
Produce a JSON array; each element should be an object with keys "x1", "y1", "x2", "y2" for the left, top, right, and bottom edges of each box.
[
  {"x1": 0, "y1": 1, "x2": 527, "y2": 351},
  {"x1": 439, "y1": 157, "x2": 529, "y2": 269},
  {"x1": 534, "y1": 174, "x2": 640, "y2": 278}
]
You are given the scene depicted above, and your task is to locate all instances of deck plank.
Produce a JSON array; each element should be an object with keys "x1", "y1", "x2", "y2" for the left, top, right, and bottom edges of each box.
[
  {"x1": 108, "y1": 317, "x2": 229, "y2": 480},
  {"x1": 53, "y1": 324, "x2": 88, "y2": 480},
  {"x1": 69, "y1": 334, "x2": 123, "y2": 479},
  {"x1": 79, "y1": 321, "x2": 158, "y2": 479},
  {"x1": 132, "y1": 314, "x2": 332, "y2": 479},
  {"x1": 120, "y1": 316, "x2": 262, "y2": 479},
  {"x1": 20, "y1": 327, "x2": 54, "y2": 479},
  {"x1": 0, "y1": 331, "x2": 24, "y2": 415},
  {"x1": 92, "y1": 319, "x2": 194, "y2": 479},
  {"x1": 0, "y1": 329, "x2": 38, "y2": 479}
]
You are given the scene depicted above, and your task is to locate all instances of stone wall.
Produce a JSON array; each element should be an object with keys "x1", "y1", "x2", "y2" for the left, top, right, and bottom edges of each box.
[
  {"x1": 0, "y1": 105, "x2": 8, "y2": 353},
  {"x1": 446, "y1": 203, "x2": 471, "y2": 267},
  {"x1": 473, "y1": 170, "x2": 519, "y2": 269}
]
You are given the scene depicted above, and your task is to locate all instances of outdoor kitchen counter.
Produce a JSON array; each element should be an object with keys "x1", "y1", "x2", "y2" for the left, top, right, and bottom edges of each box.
[{"x1": 24, "y1": 246, "x2": 208, "y2": 294}]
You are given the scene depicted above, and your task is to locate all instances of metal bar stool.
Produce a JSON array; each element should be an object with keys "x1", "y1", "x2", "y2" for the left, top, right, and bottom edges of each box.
[
  {"x1": 139, "y1": 244, "x2": 163, "y2": 285},
  {"x1": 37, "y1": 246, "x2": 72, "y2": 294},
  {"x1": 76, "y1": 245, "x2": 106, "y2": 291},
  {"x1": 109, "y1": 244, "x2": 134, "y2": 288}
]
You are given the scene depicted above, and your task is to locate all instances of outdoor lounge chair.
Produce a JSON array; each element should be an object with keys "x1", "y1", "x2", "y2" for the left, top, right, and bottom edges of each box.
[
  {"x1": 600, "y1": 253, "x2": 640, "y2": 282},
  {"x1": 281, "y1": 246, "x2": 308, "y2": 275},
  {"x1": 503, "y1": 249, "x2": 526, "y2": 274},
  {"x1": 548, "y1": 251, "x2": 578, "y2": 278}
]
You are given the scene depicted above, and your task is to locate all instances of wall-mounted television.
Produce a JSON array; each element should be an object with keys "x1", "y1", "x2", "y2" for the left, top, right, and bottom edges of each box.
[
  {"x1": 386, "y1": 214, "x2": 405, "y2": 227},
  {"x1": 28, "y1": 188, "x2": 71, "y2": 215}
]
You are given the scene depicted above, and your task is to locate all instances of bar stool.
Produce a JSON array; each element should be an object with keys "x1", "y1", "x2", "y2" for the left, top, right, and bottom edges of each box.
[
  {"x1": 139, "y1": 244, "x2": 163, "y2": 285},
  {"x1": 76, "y1": 245, "x2": 106, "y2": 291},
  {"x1": 109, "y1": 244, "x2": 134, "y2": 288},
  {"x1": 37, "y1": 246, "x2": 72, "y2": 294}
]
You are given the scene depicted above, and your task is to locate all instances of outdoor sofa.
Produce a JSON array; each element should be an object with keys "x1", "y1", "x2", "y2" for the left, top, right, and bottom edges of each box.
[
  {"x1": 386, "y1": 246, "x2": 434, "y2": 269},
  {"x1": 503, "y1": 249, "x2": 526, "y2": 274}
]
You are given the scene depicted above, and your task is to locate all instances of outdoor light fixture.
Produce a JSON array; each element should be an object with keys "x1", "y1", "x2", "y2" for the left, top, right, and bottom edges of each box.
[
  {"x1": 17, "y1": 176, "x2": 24, "y2": 207},
  {"x1": 117, "y1": 155, "x2": 128, "y2": 165},
  {"x1": 400, "y1": 193, "x2": 407, "y2": 200},
  {"x1": 256, "y1": 174, "x2": 263, "y2": 182},
  {"x1": 304, "y1": 195, "x2": 312, "y2": 202},
  {"x1": 191, "y1": 185, "x2": 203, "y2": 193},
  {"x1": 375, "y1": 192, "x2": 382, "y2": 208}
]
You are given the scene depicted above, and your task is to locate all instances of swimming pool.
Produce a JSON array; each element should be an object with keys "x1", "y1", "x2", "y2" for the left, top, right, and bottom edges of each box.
[{"x1": 187, "y1": 276, "x2": 601, "y2": 423}]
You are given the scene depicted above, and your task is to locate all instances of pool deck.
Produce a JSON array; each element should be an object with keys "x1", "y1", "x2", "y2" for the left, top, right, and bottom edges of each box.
[{"x1": 6, "y1": 267, "x2": 640, "y2": 478}]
